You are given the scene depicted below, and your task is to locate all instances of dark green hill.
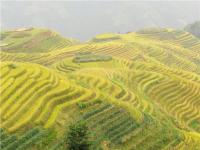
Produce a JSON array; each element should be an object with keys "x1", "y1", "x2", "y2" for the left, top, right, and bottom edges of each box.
[{"x1": 184, "y1": 21, "x2": 200, "y2": 38}]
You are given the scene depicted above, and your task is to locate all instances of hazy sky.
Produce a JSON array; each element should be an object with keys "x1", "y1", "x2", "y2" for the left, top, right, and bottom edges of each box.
[{"x1": 1, "y1": 1, "x2": 200, "y2": 41}]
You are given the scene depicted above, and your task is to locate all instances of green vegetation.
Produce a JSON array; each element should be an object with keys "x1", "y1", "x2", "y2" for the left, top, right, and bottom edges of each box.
[
  {"x1": 73, "y1": 52, "x2": 112, "y2": 63},
  {"x1": 66, "y1": 121, "x2": 91, "y2": 150},
  {"x1": 0, "y1": 127, "x2": 48, "y2": 150}
]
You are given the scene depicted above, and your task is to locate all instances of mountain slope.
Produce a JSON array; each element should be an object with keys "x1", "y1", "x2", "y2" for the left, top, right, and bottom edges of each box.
[
  {"x1": 184, "y1": 21, "x2": 200, "y2": 39},
  {"x1": 0, "y1": 28, "x2": 79, "y2": 53},
  {"x1": 0, "y1": 28, "x2": 200, "y2": 150}
]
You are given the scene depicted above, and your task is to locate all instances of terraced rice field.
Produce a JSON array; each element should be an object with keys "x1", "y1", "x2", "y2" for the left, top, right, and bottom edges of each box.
[{"x1": 0, "y1": 28, "x2": 200, "y2": 149}]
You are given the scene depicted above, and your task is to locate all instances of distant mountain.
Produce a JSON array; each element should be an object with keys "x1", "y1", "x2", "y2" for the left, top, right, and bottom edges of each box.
[{"x1": 184, "y1": 21, "x2": 200, "y2": 38}]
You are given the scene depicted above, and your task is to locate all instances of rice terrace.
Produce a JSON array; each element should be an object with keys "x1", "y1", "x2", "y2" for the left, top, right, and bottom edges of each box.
[{"x1": 1, "y1": 1, "x2": 200, "y2": 150}]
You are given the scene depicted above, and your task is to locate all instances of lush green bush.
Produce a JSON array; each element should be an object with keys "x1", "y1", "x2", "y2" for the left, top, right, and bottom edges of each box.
[{"x1": 66, "y1": 121, "x2": 91, "y2": 150}]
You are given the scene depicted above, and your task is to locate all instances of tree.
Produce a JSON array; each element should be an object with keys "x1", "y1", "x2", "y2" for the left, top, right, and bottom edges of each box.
[{"x1": 66, "y1": 121, "x2": 90, "y2": 150}]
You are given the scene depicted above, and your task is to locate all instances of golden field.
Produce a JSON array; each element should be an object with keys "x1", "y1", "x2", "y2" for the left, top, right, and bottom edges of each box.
[{"x1": 0, "y1": 27, "x2": 200, "y2": 150}]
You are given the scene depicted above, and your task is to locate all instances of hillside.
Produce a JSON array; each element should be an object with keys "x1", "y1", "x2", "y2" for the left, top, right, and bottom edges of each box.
[
  {"x1": 0, "y1": 28, "x2": 79, "y2": 53},
  {"x1": 0, "y1": 28, "x2": 200, "y2": 150},
  {"x1": 184, "y1": 21, "x2": 200, "y2": 39}
]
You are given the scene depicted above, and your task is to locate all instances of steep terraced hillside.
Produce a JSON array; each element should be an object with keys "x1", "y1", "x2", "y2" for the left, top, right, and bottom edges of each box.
[
  {"x1": 0, "y1": 28, "x2": 200, "y2": 149},
  {"x1": 0, "y1": 28, "x2": 79, "y2": 53}
]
